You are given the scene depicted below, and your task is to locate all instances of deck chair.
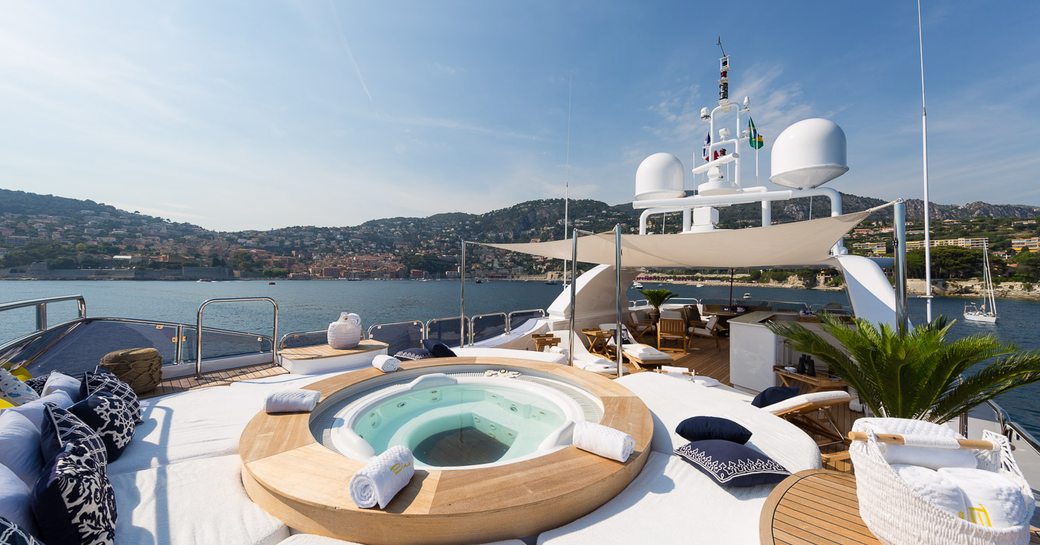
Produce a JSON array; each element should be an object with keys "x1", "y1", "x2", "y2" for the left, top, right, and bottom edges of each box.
[
  {"x1": 625, "y1": 311, "x2": 654, "y2": 339},
  {"x1": 599, "y1": 323, "x2": 674, "y2": 369},
  {"x1": 688, "y1": 315, "x2": 722, "y2": 351},
  {"x1": 763, "y1": 390, "x2": 851, "y2": 449},
  {"x1": 656, "y1": 318, "x2": 687, "y2": 353},
  {"x1": 549, "y1": 331, "x2": 616, "y2": 375}
]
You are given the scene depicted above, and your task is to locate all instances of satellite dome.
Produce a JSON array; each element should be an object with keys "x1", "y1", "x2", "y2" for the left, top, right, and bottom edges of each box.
[
  {"x1": 635, "y1": 153, "x2": 685, "y2": 201},
  {"x1": 770, "y1": 118, "x2": 849, "y2": 190}
]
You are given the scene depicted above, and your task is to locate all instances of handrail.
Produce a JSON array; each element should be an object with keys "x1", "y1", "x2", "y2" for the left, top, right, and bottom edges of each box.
[
  {"x1": 506, "y1": 308, "x2": 547, "y2": 331},
  {"x1": 986, "y1": 399, "x2": 1040, "y2": 454},
  {"x1": 469, "y1": 312, "x2": 507, "y2": 345},
  {"x1": 196, "y1": 297, "x2": 278, "y2": 379},
  {"x1": 0, "y1": 295, "x2": 86, "y2": 334}
]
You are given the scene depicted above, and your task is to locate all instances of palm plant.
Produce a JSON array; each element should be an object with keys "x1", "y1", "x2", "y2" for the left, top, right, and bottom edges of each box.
[
  {"x1": 639, "y1": 288, "x2": 675, "y2": 323},
  {"x1": 767, "y1": 314, "x2": 1040, "y2": 423}
]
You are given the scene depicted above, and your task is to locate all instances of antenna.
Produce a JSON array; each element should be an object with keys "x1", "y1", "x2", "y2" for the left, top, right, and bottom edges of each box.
[
  {"x1": 716, "y1": 36, "x2": 726, "y2": 57},
  {"x1": 917, "y1": 0, "x2": 934, "y2": 322},
  {"x1": 563, "y1": 76, "x2": 573, "y2": 283}
]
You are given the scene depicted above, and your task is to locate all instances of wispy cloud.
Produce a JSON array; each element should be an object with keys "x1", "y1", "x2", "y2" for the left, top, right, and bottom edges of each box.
[
  {"x1": 429, "y1": 62, "x2": 463, "y2": 76},
  {"x1": 328, "y1": 0, "x2": 374, "y2": 108}
]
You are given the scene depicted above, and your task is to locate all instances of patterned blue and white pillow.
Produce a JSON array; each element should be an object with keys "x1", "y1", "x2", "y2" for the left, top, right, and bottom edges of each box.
[
  {"x1": 81, "y1": 371, "x2": 141, "y2": 423},
  {"x1": 0, "y1": 369, "x2": 39, "y2": 407},
  {"x1": 674, "y1": 440, "x2": 790, "y2": 487},
  {"x1": 40, "y1": 405, "x2": 107, "y2": 468},
  {"x1": 31, "y1": 442, "x2": 117, "y2": 545},
  {"x1": 0, "y1": 516, "x2": 44, "y2": 545},
  {"x1": 22, "y1": 375, "x2": 49, "y2": 396},
  {"x1": 69, "y1": 392, "x2": 135, "y2": 462},
  {"x1": 394, "y1": 347, "x2": 434, "y2": 361}
]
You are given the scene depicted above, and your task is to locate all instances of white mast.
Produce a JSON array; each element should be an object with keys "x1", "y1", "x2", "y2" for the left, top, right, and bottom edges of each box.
[{"x1": 917, "y1": 0, "x2": 934, "y2": 322}]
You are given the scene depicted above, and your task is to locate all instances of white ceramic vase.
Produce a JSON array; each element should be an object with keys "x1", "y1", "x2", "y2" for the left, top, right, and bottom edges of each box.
[{"x1": 327, "y1": 312, "x2": 362, "y2": 349}]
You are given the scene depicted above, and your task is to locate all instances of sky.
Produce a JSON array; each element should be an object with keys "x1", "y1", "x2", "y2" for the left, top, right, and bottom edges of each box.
[{"x1": 1, "y1": 1, "x2": 1039, "y2": 231}]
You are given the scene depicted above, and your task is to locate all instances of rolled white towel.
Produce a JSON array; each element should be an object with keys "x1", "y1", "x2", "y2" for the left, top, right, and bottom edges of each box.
[
  {"x1": 572, "y1": 421, "x2": 635, "y2": 463},
  {"x1": 349, "y1": 445, "x2": 415, "y2": 509},
  {"x1": 372, "y1": 355, "x2": 401, "y2": 373},
  {"x1": 265, "y1": 389, "x2": 320, "y2": 414}
]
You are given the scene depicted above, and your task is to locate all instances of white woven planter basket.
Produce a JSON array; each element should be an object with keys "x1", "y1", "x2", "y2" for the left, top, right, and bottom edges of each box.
[{"x1": 850, "y1": 426, "x2": 1033, "y2": 545}]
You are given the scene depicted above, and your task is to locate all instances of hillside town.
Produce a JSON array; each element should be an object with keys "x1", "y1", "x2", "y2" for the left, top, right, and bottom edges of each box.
[{"x1": 1, "y1": 188, "x2": 1038, "y2": 285}]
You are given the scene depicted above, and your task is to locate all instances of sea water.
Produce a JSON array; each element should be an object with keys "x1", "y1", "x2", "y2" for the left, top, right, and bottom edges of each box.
[{"x1": 1, "y1": 279, "x2": 1038, "y2": 435}]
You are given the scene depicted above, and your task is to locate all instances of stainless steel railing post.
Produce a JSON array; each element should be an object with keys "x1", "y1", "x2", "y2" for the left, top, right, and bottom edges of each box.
[
  {"x1": 35, "y1": 303, "x2": 47, "y2": 332},
  {"x1": 174, "y1": 325, "x2": 183, "y2": 364}
]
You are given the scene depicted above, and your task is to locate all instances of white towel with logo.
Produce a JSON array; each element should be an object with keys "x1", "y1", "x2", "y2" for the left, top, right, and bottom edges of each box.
[
  {"x1": 264, "y1": 389, "x2": 320, "y2": 414},
  {"x1": 572, "y1": 421, "x2": 635, "y2": 463},
  {"x1": 372, "y1": 355, "x2": 401, "y2": 373},
  {"x1": 891, "y1": 464, "x2": 968, "y2": 519},
  {"x1": 349, "y1": 445, "x2": 415, "y2": 509},
  {"x1": 938, "y1": 467, "x2": 1033, "y2": 528}
]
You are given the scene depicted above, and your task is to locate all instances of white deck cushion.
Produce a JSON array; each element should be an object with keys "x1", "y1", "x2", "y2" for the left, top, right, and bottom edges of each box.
[
  {"x1": 539, "y1": 374, "x2": 822, "y2": 545},
  {"x1": 615, "y1": 372, "x2": 822, "y2": 472},
  {"x1": 538, "y1": 452, "x2": 776, "y2": 545},
  {"x1": 111, "y1": 454, "x2": 289, "y2": 545},
  {"x1": 108, "y1": 386, "x2": 267, "y2": 474}
]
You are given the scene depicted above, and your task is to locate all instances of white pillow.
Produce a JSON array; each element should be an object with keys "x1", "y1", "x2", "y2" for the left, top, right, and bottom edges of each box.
[
  {"x1": 0, "y1": 463, "x2": 35, "y2": 534},
  {"x1": 855, "y1": 417, "x2": 978, "y2": 470},
  {"x1": 0, "y1": 368, "x2": 39, "y2": 406},
  {"x1": 41, "y1": 371, "x2": 82, "y2": 401},
  {"x1": 0, "y1": 411, "x2": 43, "y2": 487},
  {"x1": 891, "y1": 464, "x2": 967, "y2": 519},
  {"x1": 938, "y1": 467, "x2": 1033, "y2": 529},
  {"x1": 8, "y1": 391, "x2": 74, "y2": 430}
]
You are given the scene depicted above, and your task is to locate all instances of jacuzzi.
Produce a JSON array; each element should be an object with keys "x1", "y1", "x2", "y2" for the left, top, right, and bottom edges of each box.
[
  {"x1": 316, "y1": 372, "x2": 593, "y2": 469},
  {"x1": 241, "y1": 358, "x2": 652, "y2": 545}
]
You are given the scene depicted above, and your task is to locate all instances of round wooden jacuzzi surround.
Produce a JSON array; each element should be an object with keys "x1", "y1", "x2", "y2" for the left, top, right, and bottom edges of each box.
[{"x1": 239, "y1": 357, "x2": 653, "y2": 545}]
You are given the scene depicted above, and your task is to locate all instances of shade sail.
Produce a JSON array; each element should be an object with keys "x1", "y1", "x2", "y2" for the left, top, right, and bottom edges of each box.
[{"x1": 475, "y1": 204, "x2": 890, "y2": 268}]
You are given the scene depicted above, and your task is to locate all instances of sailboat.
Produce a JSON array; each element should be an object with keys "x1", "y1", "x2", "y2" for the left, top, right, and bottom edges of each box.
[{"x1": 964, "y1": 240, "x2": 997, "y2": 323}]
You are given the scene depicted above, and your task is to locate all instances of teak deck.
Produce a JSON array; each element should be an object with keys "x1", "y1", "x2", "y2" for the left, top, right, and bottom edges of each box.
[
  {"x1": 761, "y1": 470, "x2": 1040, "y2": 545},
  {"x1": 239, "y1": 357, "x2": 654, "y2": 545},
  {"x1": 279, "y1": 339, "x2": 386, "y2": 361}
]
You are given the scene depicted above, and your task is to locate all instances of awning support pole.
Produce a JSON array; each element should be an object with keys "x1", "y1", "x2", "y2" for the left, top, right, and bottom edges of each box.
[
  {"x1": 614, "y1": 224, "x2": 624, "y2": 377},
  {"x1": 460, "y1": 239, "x2": 466, "y2": 346},
  {"x1": 568, "y1": 228, "x2": 578, "y2": 367},
  {"x1": 893, "y1": 201, "x2": 909, "y2": 334}
]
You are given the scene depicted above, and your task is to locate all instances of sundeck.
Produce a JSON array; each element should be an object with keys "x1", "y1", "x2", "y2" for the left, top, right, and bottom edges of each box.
[{"x1": 2, "y1": 50, "x2": 1039, "y2": 545}]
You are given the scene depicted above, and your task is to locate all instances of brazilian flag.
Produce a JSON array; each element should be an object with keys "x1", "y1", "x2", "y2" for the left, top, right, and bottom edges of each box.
[{"x1": 748, "y1": 117, "x2": 764, "y2": 149}]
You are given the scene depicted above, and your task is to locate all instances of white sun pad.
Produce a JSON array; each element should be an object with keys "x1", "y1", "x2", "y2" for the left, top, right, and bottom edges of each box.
[{"x1": 112, "y1": 455, "x2": 289, "y2": 545}]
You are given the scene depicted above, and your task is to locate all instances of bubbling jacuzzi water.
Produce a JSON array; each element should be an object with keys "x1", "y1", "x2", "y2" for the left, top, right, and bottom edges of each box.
[{"x1": 319, "y1": 373, "x2": 589, "y2": 469}]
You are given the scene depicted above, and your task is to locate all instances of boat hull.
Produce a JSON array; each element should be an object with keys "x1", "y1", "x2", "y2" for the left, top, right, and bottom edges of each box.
[{"x1": 963, "y1": 312, "x2": 997, "y2": 324}]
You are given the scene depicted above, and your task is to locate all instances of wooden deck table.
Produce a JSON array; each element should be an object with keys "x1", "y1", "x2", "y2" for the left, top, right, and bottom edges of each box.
[
  {"x1": 774, "y1": 367, "x2": 848, "y2": 393},
  {"x1": 581, "y1": 328, "x2": 615, "y2": 358},
  {"x1": 760, "y1": 469, "x2": 1040, "y2": 545}
]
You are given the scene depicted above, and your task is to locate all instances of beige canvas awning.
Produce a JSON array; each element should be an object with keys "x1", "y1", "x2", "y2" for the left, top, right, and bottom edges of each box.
[{"x1": 475, "y1": 204, "x2": 889, "y2": 268}]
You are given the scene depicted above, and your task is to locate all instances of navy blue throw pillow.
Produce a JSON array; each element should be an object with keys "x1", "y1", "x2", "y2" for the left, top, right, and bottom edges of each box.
[
  {"x1": 751, "y1": 386, "x2": 801, "y2": 408},
  {"x1": 674, "y1": 440, "x2": 790, "y2": 487},
  {"x1": 69, "y1": 392, "x2": 136, "y2": 462},
  {"x1": 675, "y1": 416, "x2": 752, "y2": 445},
  {"x1": 0, "y1": 517, "x2": 44, "y2": 545},
  {"x1": 421, "y1": 340, "x2": 457, "y2": 358},
  {"x1": 31, "y1": 442, "x2": 117, "y2": 545},
  {"x1": 80, "y1": 371, "x2": 141, "y2": 422},
  {"x1": 394, "y1": 347, "x2": 433, "y2": 361},
  {"x1": 40, "y1": 404, "x2": 108, "y2": 468}
]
